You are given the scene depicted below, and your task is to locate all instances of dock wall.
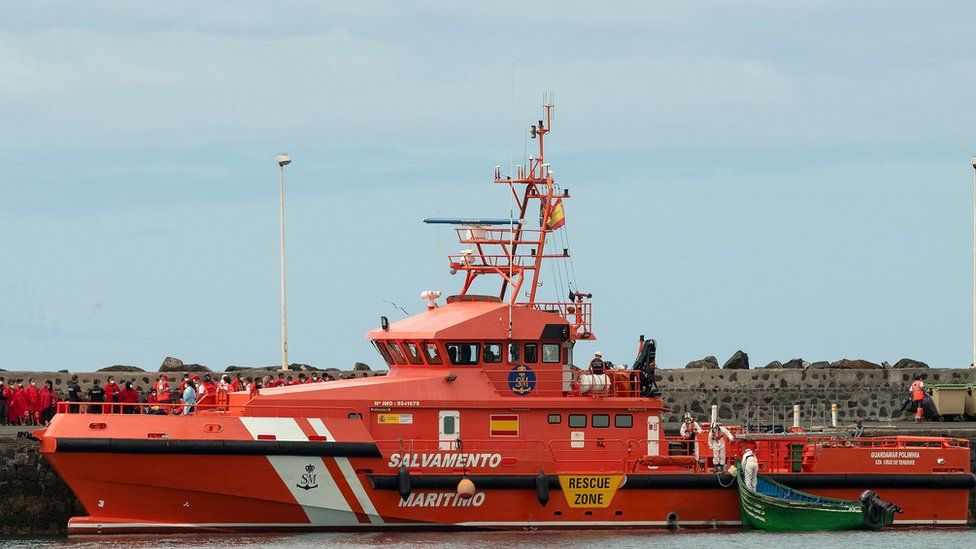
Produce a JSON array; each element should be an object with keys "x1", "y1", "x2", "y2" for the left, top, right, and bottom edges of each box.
[{"x1": 657, "y1": 367, "x2": 976, "y2": 424}]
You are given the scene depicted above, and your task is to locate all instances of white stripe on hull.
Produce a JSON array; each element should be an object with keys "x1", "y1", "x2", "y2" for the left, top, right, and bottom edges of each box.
[
  {"x1": 308, "y1": 417, "x2": 384, "y2": 525},
  {"x1": 238, "y1": 417, "x2": 360, "y2": 525}
]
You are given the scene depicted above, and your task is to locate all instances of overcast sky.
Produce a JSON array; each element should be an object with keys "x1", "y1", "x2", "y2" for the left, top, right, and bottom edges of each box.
[{"x1": 2, "y1": 2, "x2": 975, "y2": 372}]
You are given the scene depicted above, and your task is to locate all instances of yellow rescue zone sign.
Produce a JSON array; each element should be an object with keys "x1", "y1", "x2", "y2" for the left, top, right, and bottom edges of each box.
[{"x1": 557, "y1": 475, "x2": 624, "y2": 508}]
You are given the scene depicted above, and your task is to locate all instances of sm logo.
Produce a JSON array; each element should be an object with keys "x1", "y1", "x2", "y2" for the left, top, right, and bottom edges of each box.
[
  {"x1": 508, "y1": 365, "x2": 536, "y2": 396},
  {"x1": 297, "y1": 464, "x2": 319, "y2": 491}
]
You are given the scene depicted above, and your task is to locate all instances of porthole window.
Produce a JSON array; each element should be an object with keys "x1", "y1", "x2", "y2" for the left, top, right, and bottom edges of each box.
[
  {"x1": 423, "y1": 341, "x2": 443, "y2": 365},
  {"x1": 404, "y1": 342, "x2": 424, "y2": 365},
  {"x1": 372, "y1": 341, "x2": 394, "y2": 365},
  {"x1": 592, "y1": 414, "x2": 610, "y2": 428},
  {"x1": 615, "y1": 414, "x2": 633, "y2": 428},
  {"x1": 524, "y1": 343, "x2": 538, "y2": 363},
  {"x1": 542, "y1": 343, "x2": 560, "y2": 363},
  {"x1": 446, "y1": 343, "x2": 480, "y2": 365},
  {"x1": 483, "y1": 343, "x2": 503, "y2": 363},
  {"x1": 387, "y1": 342, "x2": 407, "y2": 365},
  {"x1": 568, "y1": 414, "x2": 586, "y2": 428},
  {"x1": 547, "y1": 414, "x2": 561, "y2": 424},
  {"x1": 508, "y1": 343, "x2": 520, "y2": 363}
]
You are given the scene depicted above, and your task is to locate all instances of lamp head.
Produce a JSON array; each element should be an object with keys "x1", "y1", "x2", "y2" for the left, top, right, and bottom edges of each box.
[
  {"x1": 276, "y1": 153, "x2": 292, "y2": 167},
  {"x1": 971, "y1": 156, "x2": 976, "y2": 169}
]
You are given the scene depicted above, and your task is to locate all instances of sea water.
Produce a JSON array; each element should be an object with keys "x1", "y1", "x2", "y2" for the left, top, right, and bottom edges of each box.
[{"x1": 3, "y1": 530, "x2": 973, "y2": 548}]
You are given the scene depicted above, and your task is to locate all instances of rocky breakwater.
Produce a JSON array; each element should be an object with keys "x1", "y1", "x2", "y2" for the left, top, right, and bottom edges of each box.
[
  {"x1": 663, "y1": 351, "x2": 976, "y2": 424},
  {"x1": 0, "y1": 438, "x2": 82, "y2": 536}
]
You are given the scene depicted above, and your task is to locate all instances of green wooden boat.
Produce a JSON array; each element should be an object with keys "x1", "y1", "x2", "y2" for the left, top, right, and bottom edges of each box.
[{"x1": 737, "y1": 470, "x2": 901, "y2": 531}]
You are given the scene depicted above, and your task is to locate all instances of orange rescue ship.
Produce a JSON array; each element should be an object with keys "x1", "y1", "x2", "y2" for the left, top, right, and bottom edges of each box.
[{"x1": 36, "y1": 102, "x2": 973, "y2": 533}]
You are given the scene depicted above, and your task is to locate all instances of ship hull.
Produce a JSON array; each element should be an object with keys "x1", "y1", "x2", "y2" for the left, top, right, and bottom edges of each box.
[{"x1": 45, "y1": 450, "x2": 971, "y2": 534}]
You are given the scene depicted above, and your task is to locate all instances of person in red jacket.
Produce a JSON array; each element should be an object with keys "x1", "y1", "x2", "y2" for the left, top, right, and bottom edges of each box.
[
  {"x1": 103, "y1": 376, "x2": 121, "y2": 414},
  {"x1": 24, "y1": 378, "x2": 40, "y2": 426},
  {"x1": 10, "y1": 382, "x2": 27, "y2": 425},
  {"x1": 119, "y1": 381, "x2": 139, "y2": 414},
  {"x1": 38, "y1": 380, "x2": 58, "y2": 425},
  {"x1": 1, "y1": 379, "x2": 13, "y2": 425}
]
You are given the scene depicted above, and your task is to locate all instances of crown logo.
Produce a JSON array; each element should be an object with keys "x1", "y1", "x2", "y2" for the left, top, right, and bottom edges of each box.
[{"x1": 305, "y1": 464, "x2": 315, "y2": 474}]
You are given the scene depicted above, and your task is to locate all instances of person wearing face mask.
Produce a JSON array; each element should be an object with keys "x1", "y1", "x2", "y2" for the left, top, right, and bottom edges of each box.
[
  {"x1": 10, "y1": 382, "x2": 27, "y2": 425},
  {"x1": 24, "y1": 378, "x2": 40, "y2": 426},
  {"x1": 38, "y1": 380, "x2": 58, "y2": 425}
]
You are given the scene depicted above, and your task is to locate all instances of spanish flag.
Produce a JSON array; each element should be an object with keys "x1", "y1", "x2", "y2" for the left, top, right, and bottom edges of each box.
[
  {"x1": 490, "y1": 414, "x2": 519, "y2": 437},
  {"x1": 546, "y1": 198, "x2": 566, "y2": 230}
]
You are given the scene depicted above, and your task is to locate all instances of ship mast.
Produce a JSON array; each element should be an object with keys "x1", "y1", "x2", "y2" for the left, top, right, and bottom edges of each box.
[{"x1": 425, "y1": 100, "x2": 594, "y2": 340}]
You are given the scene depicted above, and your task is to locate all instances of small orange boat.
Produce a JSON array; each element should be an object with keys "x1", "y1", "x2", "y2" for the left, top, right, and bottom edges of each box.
[{"x1": 36, "y1": 102, "x2": 973, "y2": 534}]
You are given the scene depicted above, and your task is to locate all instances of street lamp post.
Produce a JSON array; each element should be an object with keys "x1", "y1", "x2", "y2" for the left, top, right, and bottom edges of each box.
[
  {"x1": 972, "y1": 157, "x2": 976, "y2": 369},
  {"x1": 276, "y1": 153, "x2": 292, "y2": 372}
]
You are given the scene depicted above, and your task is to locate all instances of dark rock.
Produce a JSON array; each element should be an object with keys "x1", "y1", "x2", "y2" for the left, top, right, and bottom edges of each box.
[
  {"x1": 159, "y1": 357, "x2": 184, "y2": 372},
  {"x1": 782, "y1": 358, "x2": 805, "y2": 369},
  {"x1": 685, "y1": 356, "x2": 719, "y2": 369},
  {"x1": 225, "y1": 365, "x2": 255, "y2": 372},
  {"x1": 57, "y1": 369, "x2": 68, "y2": 373},
  {"x1": 287, "y1": 363, "x2": 320, "y2": 371},
  {"x1": 763, "y1": 361, "x2": 783, "y2": 369},
  {"x1": 830, "y1": 359, "x2": 883, "y2": 370},
  {"x1": 809, "y1": 361, "x2": 830, "y2": 369},
  {"x1": 182, "y1": 363, "x2": 211, "y2": 372},
  {"x1": 354, "y1": 362, "x2": 371, "y2": 372},
  {"x1": 97, "y1": 365, "x2": 145, "y2": 373},
  {"x1": 892, "y1": 358, "x2": 929, "y2": 369},
  {"x1": 722, "y1": 350, "x2": 749, "y2": 370}
]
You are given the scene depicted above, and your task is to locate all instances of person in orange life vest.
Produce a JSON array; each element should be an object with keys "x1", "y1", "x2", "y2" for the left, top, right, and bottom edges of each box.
[
  {"x1": 197, "y1": 374, "x2": 217, "y2": 407},
  {"x1": 153, "y1": 374, "x2": 172, "y2": 414},
  {"x1": 910, "y1": 375, "x2": 925, "y2": 423},
  {"x1": 310, "y1": 373, "x2": 321, "y2": 383},
  {"x1": 179, "y1": 373, "x2": 190, "y2": 395},
  {"x1": 24, "y1": 378, "x2": 40, "y2": 426},
  {"x1": 274, "y1": 373, "x2": 286, "y2": 387},
  {"x1": 38, "y1": 380, "x2": 58, "y2": 425}
]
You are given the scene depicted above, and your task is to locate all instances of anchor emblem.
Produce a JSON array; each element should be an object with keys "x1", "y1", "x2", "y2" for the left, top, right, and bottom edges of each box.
[{"x1": 297, "y1": 463, "x2": 319, "y2": 490}]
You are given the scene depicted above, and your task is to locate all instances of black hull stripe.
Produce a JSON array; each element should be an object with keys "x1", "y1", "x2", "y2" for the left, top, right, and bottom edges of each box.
[
  {"x1": 55, "y1": 438, "x2": 382, "y2": 457},
  {"x1": 369, "y1": 473, "x2": 976, "y2": 491}
]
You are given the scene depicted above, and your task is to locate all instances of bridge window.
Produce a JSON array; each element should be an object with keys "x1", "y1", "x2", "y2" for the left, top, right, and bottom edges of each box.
[
  {"x1": 615, "y1": 414, "x2": 633, "y2": 428},
  {"x1": 568, "y1": 414, "x2": 586, "y2": 428},
  {"x1": 547, "y1": 414, "x2": 561, "y2": 424},
  {"x1": 403, "y1": 342, "x2": 424, "y2": 365},
  {"x1": 542, "y1": 343, "x2": 560, "y2": 363},
  {"x1": 423, "y1": 341, "x2": 443, "y2": 365},
  {"x1": 508, "y1": 343, "x2": 520, "y2": 363},
  {"x1": 372, "y1": 341, "x2": 394, "y2": 365},
  {"x1": 387, "y1": 342, "x2": 407, "y2": 365},
  {"x1": 446, "y1": 343, "x2": 480, "y2": 365},
  {"x1": 524, "y1": 343, "x2": 538, "y2": 363},
  {"x1": 483, "y1": 343, "x2": 502, "y2": 363},
  {"x1": 592, "y1": 414, "x2": 610, "y2": 428}
]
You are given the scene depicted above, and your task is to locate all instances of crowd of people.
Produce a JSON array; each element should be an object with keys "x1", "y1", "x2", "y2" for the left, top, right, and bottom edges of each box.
[
  {"x1": 0, "y1": 377, "x2": 59, "y2": 426},
  {"x1": 0, "y1": 370, "x2": 340, "y2": 423}
]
